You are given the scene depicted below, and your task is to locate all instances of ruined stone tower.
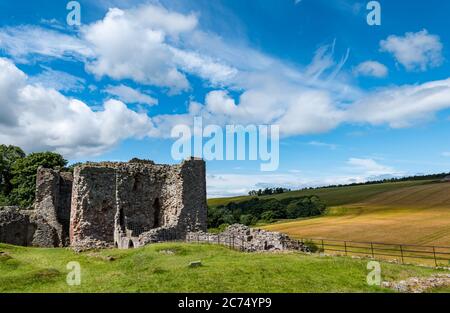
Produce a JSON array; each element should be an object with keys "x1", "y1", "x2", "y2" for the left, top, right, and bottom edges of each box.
[
  {"x1": 69, "y1": 158, "x2": 207, "y2": 250},
  {"x1": 0, "y1": 158, "x2": 207, "y2": 250}
]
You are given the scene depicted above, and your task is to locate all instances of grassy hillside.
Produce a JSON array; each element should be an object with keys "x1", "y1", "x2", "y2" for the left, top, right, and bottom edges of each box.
[
  {"x1": 263, "y1": 181, "x2": 450, "y2": 246},
  {"x1": 208, "y1": 180, "x2": 433, "y2": 208},
  {"x1": 0, "y1": 242, "x2": 448, "y2": 293}
]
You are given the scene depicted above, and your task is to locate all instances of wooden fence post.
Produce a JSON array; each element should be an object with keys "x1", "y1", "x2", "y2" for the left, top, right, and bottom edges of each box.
[
  {"x1": 400, "y1": 245, "x2": 404, "y2": 264},
  {"x1": 344, "y1": 241, "x2": 348, "y2": 256},
  {"x1": 433, "y1": 246, "x2": 438, "y2": 267},
  {"x1": 321, "y1": 239, "x2": 325, "y2": 252},
  {"x1": 371, "y1": 242, "x2": 375, "y2": 258}
]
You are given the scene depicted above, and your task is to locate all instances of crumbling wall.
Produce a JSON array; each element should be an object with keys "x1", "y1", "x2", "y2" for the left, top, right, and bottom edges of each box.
[
  {"x1": 0, "y1": 207, "x2": 33, "y2": 246},
  {"x1": 138, "y1": 158, "x2": 208, "y2": 246},
  {"x1": 70, "y1": 158, "x2": 208, "y2": 250},
  {"x1": 34, "y1": 167, "x2": 73, "y2": 246},
  {"x1": 187, "y1": 224, "x2": 308, "y2": 252},
  {"x1": 1, "y1": 158, "x2": 207, "y2": 250},
  {"x1": 179, "y1": 159, "x2": 208, "y2": 232},
  {"x1": 70, "y1": 166, "x2": 117, "y2": 250},
  {"x1": 0, "y1": 207, "x2": 59, "y2": 247}
]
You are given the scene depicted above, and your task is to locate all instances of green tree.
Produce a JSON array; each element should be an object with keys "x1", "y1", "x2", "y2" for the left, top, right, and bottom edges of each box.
[
  {"x1": 9, "y1": 152, "x2": 67, "y2": 208},
  {"x1": 239, "y1": 214, "x2": 257, "y2": 226},
  {"x1": 0, "y1": 145, "x2": 26, "y2": 205},
  {"x1": 260, "y1": 211, "x2": 275, "y2": 223}
]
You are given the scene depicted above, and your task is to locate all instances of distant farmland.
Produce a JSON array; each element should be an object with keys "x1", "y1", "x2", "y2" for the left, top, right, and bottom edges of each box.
[
  {"x1": 208, "y1": 180, "x2": 450, "y2": 246},
  {"x1": 207, "y1": 180, "x2": 433, "y2": 208},
  {"x1": 261, "y1": 181, "x2": 450, "y2": 246}
]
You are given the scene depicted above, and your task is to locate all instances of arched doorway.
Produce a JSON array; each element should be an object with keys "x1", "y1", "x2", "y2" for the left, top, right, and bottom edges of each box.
[{"x1": 128, "y1": 240, "x2": 134, "y2": 249}]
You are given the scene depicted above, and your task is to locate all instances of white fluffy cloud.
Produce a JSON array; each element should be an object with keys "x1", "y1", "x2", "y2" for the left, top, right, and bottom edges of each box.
[
  {"x1": 354, "y1": 61, "x2": 388, "y2": 78},
  {"x1": 105, "y1": 84, "x2": 158, "y2": 106},
  {"x1": 82, "y1": 6, "x2": 237, "y2": 93},
  {"x1": 380, "y1": 30, "x2": 444, "y2": 71},
  {"x1": 348, "y1": 78, "x2": 450, "y2": 128},
  {"x1": 0, "y1": 4, "x2": 449, "y2": 158},
  {"x1": 0, "y1": 58, "x2": 153, "y2": 158}
]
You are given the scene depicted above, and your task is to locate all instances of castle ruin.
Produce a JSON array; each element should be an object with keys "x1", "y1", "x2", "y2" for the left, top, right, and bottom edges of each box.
[{"x1": 0, "y1": 158, "x2": 207, "y2": 250}]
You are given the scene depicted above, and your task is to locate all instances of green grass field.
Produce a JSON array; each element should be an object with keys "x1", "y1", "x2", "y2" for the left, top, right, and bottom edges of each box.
[{"x1": 1, "y1": 242, "x2": 448, "y2": 293}]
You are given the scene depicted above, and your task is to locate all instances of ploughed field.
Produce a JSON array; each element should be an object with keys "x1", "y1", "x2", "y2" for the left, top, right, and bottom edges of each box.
[
  {"x1": 0, "y1": 242, "x2": 449, "y2": 293},
  {"x1": 260, "y1": 181, "x2": 450, "y2": 246}
]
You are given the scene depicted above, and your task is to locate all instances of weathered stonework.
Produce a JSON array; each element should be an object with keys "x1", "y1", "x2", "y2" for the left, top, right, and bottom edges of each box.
[
  {"x1": 0, "y1": 158, "x2": 208, "y2": 250},
  {"x1": 0, "y1": 166, "x2": 72, "y2": 248},
  {"x1": 187, "y1": 224, "x2": 309, "y2": 253},
  {"x1": 0, "y1": 207, "x2": 59, "y2": 247},
  {"x1": 69, "y1": 158, "x2": 207, "y2": 250},
  {"x1": 34, "y1": 167, "x2": 73, "y2": 247},
  {"x1": 0, "y1": 207, "x2": 33, "y2": 246}
]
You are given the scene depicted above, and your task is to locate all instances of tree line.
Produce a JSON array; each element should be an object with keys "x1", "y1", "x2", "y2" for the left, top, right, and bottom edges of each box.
[
  {"x1": 208, "y1": 195, "x2": 326, "y2": 231},
  {"x1": 248, "y1": 187, "x2": 291, "y2": 196},
  {"x1": 297, "y1": 172, "x2": 450, "y2": 192},
  {"x1": 0, "y1": 145, "x2": 67, "y2": 208}
]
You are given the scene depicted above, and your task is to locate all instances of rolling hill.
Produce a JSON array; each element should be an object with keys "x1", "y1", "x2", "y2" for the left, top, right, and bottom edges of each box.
[
  {"x1": 263, "y1": 181, "x2": 450, "y2": 246},
  {"x1": 208, "y1": 180, "x2": 450, "y2": 246},
  {"x1": 207, "y1": 180, "x2": 434, "y2": 207}
]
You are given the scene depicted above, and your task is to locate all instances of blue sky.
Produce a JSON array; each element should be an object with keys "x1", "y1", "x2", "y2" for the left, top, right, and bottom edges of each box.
[{"x1": 0, "y1": 0, "x2": 450, "y2": 197}]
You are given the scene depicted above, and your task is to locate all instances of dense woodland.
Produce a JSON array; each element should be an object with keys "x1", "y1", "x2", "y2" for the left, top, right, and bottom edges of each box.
[{"x1": 208, "y1": 196, "x2": 327, "y2": 230}]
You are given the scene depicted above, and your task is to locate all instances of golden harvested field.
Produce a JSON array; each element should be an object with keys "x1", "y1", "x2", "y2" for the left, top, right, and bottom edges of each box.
[{"x1": 262, "y1": 182, "x2": 450, "y2": 246}]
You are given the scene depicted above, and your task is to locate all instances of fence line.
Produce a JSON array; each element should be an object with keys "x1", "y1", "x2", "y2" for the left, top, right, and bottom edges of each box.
[
  {"x1": 300, "y1": 238, "x2": 450, "y2": 267},
  {"x1": 156, "y1": 231, "x2": 450, "y2": 267}
]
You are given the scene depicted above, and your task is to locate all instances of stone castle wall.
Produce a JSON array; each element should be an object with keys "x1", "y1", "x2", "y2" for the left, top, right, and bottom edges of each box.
[
  {"x1": 0, "y1": 158, "x2": 207, "y2": 250},
  {"x1": 187, "y1": 224, "x2": 309, "y2": 253},
  {"x1": 34, "y1": 168, "x2": 73, "y2": 247},
  {"x1": 69, "y1": 158, "x2": 207, "y2": 250}
]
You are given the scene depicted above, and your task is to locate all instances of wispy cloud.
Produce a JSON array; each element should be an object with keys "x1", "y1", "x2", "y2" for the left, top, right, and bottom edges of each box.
[
  {"x1": 29, "y1": 66, "x2": 86, "y2": 92},
  {"x1": 105, "y1": 84, "x2": 158, "y2": 106},
  {"x1": 308, "y1": 141, "x2": 338, "y2": 150},
  {"x1": 347, "y1": 158, "x2": 399, "y2": 177}
]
